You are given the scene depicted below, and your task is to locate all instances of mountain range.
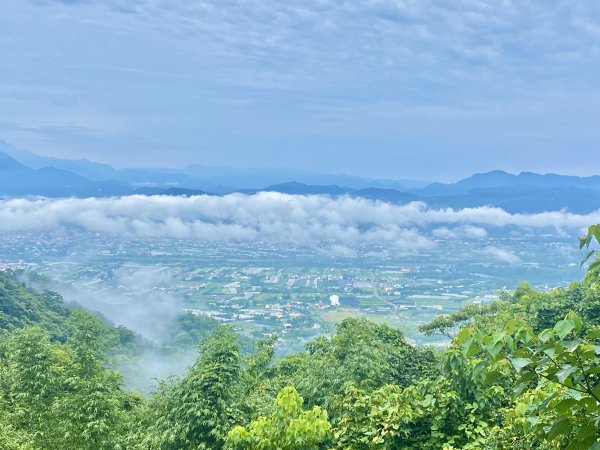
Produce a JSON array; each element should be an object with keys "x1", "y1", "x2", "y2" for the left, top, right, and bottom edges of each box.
[{"x1": 1, "y1": 139, "x2": 600, "y2": 213}]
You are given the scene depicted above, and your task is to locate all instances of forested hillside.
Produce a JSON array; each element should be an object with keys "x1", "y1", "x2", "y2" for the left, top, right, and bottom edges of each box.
[{"x1": 1, "y1": 225, "x2": 599, "y2": 449}]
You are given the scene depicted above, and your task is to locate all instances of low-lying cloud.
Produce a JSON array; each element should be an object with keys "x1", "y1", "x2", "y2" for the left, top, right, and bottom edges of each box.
[
  {"x1": 485, "y1": 246, "x2": 521, "y2": 265},
  {"x1": 432, "y1": 225, "x2": 488, "y2": 239},
  {"x1": 1, "y1": 194, "x2": 599, "y2": 249}
]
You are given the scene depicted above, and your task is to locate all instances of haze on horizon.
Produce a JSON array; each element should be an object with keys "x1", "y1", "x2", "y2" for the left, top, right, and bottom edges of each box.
[{"x1": 1, "y1": 1, "x2": 600, "y2": 181}]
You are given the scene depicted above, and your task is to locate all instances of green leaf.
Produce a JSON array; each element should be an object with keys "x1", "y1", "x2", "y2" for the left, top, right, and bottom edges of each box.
[
  {"x1": 579, "y1": 234, "x2": 592, "y2": 249},
  {"x1": 485, "y1": 342, "x2": 502, "y2": 359},
  {"x1": 554, "y1": 319, "x2": 576, "y2": 340},
  {"x1": 581, "y1": 250, "x2": 596, "y2": 266},
  {"x1": 587, "y1": 329, "x2": 600, "y2": 340},
  {"x1": 589, "y1": 259, "x2": 600, "y2": 272},
  {"x1": 483, "y1": 370, "x2": 504, "y2": 385},
  {"x1": 509, "y1": 357, "x2": 533, "y2": 372},
  {"x1": 554, "y1": 398, "x2": 577, "y2": 414},
  {"x1": 539, "y1": 329, "x2": 554, "y2": 343},
  {"x1": 591, "y1": 224, "x2": 600, "y2": 242},
  {"x1": 556, "y1": 366, "x2": 578, "y2": 383},
  {"x1": 547, "y1": 417, "x2": 571, "y2": 441}
]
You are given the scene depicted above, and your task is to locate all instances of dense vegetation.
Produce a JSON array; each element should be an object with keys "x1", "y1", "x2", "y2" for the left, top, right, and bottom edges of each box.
[{"x1": 1, "y1": 225, "x2": 599, "y2": 449}]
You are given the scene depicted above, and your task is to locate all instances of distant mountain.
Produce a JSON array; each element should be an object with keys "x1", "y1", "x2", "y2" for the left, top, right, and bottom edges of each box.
[
  {"x1": 0, "y1": 139, "x2": 430, "y2": 193},
  {"x1": 133, "y1": 187, "x2": 210, "y2": 197},
  {"x1": 252, "y1": 182, "x2": 600, "y2": 213},
  {"x1": 1, "y1": 140, "x2": 600, "y2": 213},
  {"x1": 352, "y1": 187, "x2": 422, "y2": 204},
  {"x1": 115, "y1": 168, "x2": 221, "y2": 191},
  {"x1": 0, "y1": 139, "x2": 118, "y2": 181},
  {"x1": 183, "y1": 164, "x2": 429, "y2": 191},
  {"x1": 427, "y1": 186, "x2": 600, "y2": 214},
  {"x1": 248, "y1": 182, "x2": 424, "y2": 205},
  {"x1": 414, "y1": 170, "x2": 600, "y2": 196},
  {"x1": 0, "y1": 151, "x2": 24, "y2": 170},
  {"x1": 261, "y1": 182, "x2": 352, "y2": 196},
  {"x1": 0, "y1": 151, "x2": 130, "y2": 197}
]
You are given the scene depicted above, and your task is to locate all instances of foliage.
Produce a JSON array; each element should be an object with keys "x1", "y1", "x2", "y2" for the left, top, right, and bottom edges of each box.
[
  {"x1": 0, "y1": 271, "x2": 71, "y2": 338},
  {"x1": 0, "y1": 321, "x2": 134, "y2": 450},
  {"x1": 227, "y1": 386, "x2": 331, "y2": 450},
  {"x1": 331, "y1": 347, "x2": 507, "y2": 449},
  {"x1": 164, "y1": 312, "x2": 222, "y2": 348},
  {"x1": 165, "y1": 312, "x2": 255, "y2": 354},
  {"x1": 418, "y1": 303, "x2": 496, "y2": 338},
  {"x1": 276, "y1": 318, "x2": 438, "y2": 409},
  {"x1": 580, "y1": 224, "x2": 600, "y2": 274},
  {"x1": 133, "y1": 326, "x2": 244, "y2": 450},
  {"x1": 457, "y1": 312, "x2": 600, "y2": 449}
]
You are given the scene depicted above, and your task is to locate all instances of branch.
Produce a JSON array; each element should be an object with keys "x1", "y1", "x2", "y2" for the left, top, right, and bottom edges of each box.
[{"x1": 575, "y1": 348, "x2": 600, "y2": 404}]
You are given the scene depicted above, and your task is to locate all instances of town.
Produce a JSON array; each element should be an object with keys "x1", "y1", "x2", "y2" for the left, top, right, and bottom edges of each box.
[{"x1": 0, "y1": 227, "x2": 583, "y2": 352}]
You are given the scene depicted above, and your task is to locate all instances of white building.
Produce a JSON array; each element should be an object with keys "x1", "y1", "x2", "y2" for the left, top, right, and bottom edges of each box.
[{"x1": 329, "y1": 294, "x2": 340, "y2": 306}]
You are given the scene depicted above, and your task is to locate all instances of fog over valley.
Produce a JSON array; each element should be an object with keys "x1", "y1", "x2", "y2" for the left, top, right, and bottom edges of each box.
[{"x1": 1, "y1": 193, "x2": 595, "y2": 389}]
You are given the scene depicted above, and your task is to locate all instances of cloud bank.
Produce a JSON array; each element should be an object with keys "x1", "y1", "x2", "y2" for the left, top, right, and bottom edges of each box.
[{"x1": 1, "y1": 194, "x2": 598, "y2": 249}]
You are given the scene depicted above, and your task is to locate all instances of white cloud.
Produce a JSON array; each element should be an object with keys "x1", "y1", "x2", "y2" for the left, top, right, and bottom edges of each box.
[
  {"x1": 432, "y1": 225, "x2": 488, "y2": 239},
  {"x1": 463, "y1": 225, "x2": 488, "y2": 238},
  {"x1": 485, "y1": 246, "x2": 521, "y2": 265},
  {"x1": 0, "y1": 194, "x2": 598, "y2": 249}
]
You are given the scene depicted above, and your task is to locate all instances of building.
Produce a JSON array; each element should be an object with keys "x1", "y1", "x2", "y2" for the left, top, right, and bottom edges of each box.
[{"x1": 329, "y1": 294, "x2": 340, "y2": 306}]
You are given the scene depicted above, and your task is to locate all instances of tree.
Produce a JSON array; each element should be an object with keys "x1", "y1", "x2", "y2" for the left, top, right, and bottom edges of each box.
[
  {"x1": 457, "y1": 312, "x2": 600, "y2": 449},
  {"x1": 136, "y1": 327, "x2": 244, "y2": 450},
  {"x1": 419, "y1": 303, "x2": 496, "y2": 338},
  {"x1": 227, "y1": 386, "x2": 331, "y2": 450},
  {"x1": 0, "y1": 324, "x2": 130, "y2": 450},
  {"x1": 277, "y1": 319, "x2": 438, "y2": 409}
]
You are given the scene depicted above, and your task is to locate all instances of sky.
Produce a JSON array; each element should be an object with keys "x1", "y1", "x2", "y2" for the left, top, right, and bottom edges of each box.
[{"x1": 1, "y1": 0, "x2": 600, "y2": 181}]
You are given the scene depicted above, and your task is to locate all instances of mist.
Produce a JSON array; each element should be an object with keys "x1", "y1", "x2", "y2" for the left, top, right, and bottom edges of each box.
[
  {"x1": 25, "y1": 265, "x2": 198, "y2": 392},
  {"x1": 1, "y1": 194, "x2": 598, "y2": 247},
  {"x1": 6, "y1": 192, "x2": 598, "y2": 390}
]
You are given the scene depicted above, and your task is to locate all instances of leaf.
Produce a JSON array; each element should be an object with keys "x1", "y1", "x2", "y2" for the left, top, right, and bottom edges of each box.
[
  {"x1": 554, "y1": 319, "x2": 576, "y2": 340},
  {"x1": 547, "y1": 417, "x2": 571, "y2": 441},
  {"x1": 556, "y1": 366, "x2": 578, "y2": 383},
  {"x1": 591, "y1": 224, "x2": 600, "y2": 242},
  {"x1": 581, "y1": 250, "x2": 596, "y2": 266},
  {"x1": 539, "y1": 329, "x2": 554, "y2": 343},
  {"x1": 567, "y1": 313, "x2": 583, "y2": 333},
  {"x1": 485, "y1": 342, "x2": 502, "y2": 359},
  {"x1": 579, "y1": 233, "x2": 592, "y2": 249},
  {"x1": 509, "y1": 357, "x2": 533, "y2": 372},
  {"x1": 554, "y1": 398, "x2": 577, "y2": 414},
  {"x1": 589, "y1": 259, "x2": 600, "y2": 272},
  {"x1": 586, "y1": 329, "x2": 600, "y2": 340},
  {"x1": 456, "y1": 326, "x2": 474, "y2": 345},
  {"x1": 483, "y1": 370, "x2": 504, "y2": 385}
]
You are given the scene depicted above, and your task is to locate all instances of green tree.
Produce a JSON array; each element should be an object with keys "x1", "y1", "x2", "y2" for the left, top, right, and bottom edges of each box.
[
  {"x1": 419, "y1": 303, "x2": 496, "y2": 338},
  {"x1": 0, "y1": 324, "x2": 130, "y2": 450},
  {"x1": 331, "y1": 350, "x2": 506, "y2": 450},
  {"x1": 457, "y1": 312, "x2": 600, "y2": 449},
  {"x1": 135, "y1": 326, "x2": 244, "y2": 450},
  {"x1": 277, "y1": 319, "x2": 438, "y2": 409},
  {"x1": 227, "y1": 386, "x2": 331, "y2": 450}
]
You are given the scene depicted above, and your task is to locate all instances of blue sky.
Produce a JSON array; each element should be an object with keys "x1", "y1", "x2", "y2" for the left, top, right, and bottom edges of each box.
[{"x1": 1, "y1": 0, "x2": 599, "y2": 180}]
